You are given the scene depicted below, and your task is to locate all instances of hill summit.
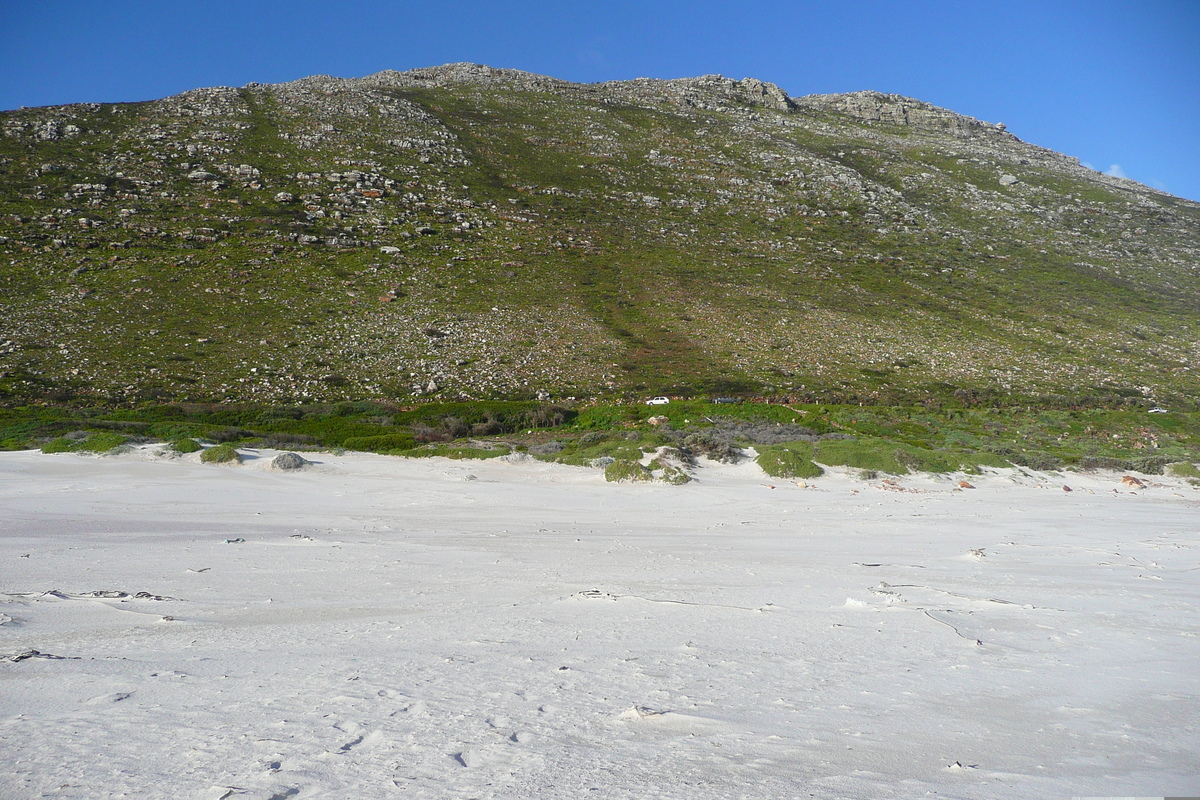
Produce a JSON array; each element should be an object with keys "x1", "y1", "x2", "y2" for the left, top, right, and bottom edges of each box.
[{"x1": 2, "y1": 63, "x2": 1198, "y2": 407}]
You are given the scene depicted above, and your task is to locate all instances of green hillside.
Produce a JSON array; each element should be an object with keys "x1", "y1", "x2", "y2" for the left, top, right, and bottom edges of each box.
[{"x1": 3, "y1": 63, "x2": 1198, "y2": 409}]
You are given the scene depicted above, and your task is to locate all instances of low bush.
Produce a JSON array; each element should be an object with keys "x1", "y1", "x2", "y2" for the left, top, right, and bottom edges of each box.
[
  {"x1": 200, "y1": 444, "x2": 241, "y2": 464},
  {"x1": 42, "y1": 432, "x2": 127, "y2": 454},
  {"x1": 404, "y1": 444, "x2": 508, "y2": 460},
  {"x1": 681, "y1": 430, "x2": 742, "y2": 463},
  {"x1": 170, "y1": 437, "x2": 202, "y2": 454},
  {"x1": 1078, "y1": 456, "x2": 1130, "y2": 472},
  {"x1": 1165, "y1": 461, "x2": 1200, "y2": 478},
  {"x1": 1129, "y1": 455, "x2": 1174, "y2": 475},
  {"x1": 604, "y1": 459, "x2": 653, "y2": 482},
  {"x1": 41, "y1": 437, "x2": 76, "y2": 454},
  {"x1": 807, "y1": 437, "x2": 1000, "y2": 474},
  {"x1": 208, "y1": 427, "x2": 257, "y2": 443},
  {"x1": 812, "y1": 438, "x2": 910, "y2": 474},
  {"x1": 342, "y1": 433, "x2": 417, "y2": 452},
  {"x1": 756, "y1": 444, "x2": 825, "y2": 479},
  {"x1": 76, "y1": 434, "x2": 127, "y2": 453},
  {"x1": 550, "y1": 431, "x2": 667, "y2": 467}
]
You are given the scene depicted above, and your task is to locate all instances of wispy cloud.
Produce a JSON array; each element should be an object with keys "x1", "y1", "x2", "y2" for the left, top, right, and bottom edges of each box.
[
  {"x1": 1105, "y1": 164, "x2": 1127, "y2": 179},
  {"x1": 1081, "y1": 161, "x2": 1097, "y2": 171}
]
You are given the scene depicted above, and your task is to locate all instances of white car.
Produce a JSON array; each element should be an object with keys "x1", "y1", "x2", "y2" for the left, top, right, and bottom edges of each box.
[{"x1": 645, "y1": 396, "x2": 670, "y2": 405}]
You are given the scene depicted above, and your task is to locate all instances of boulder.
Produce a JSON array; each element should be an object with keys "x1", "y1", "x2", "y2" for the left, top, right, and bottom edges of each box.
[{"x1": 272, "y1": 451, "x2": 309, "y2": 470}]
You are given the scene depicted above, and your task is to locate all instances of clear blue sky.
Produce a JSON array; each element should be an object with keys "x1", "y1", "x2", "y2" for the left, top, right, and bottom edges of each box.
[{"x1": 3, "y1": 0, "x2": 1197, "y2": 201}]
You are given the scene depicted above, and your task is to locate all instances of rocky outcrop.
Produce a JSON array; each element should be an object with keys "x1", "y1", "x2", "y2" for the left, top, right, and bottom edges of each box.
[{"x1": 798, "y1": 91, "x2": 1011, "y2": 137}]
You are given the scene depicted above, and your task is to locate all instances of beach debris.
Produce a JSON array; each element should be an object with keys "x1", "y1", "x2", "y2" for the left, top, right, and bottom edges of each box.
[
  {"x1": 958, "y1": 480, "x2": 975, "y2": 489},
  {"x1": 968, "y1": 548, "x2": 986, "y2": 560},
  {"x1": 1121, "y1": 475, "x2": 1146, "y2": 489},
  {"x1": 6, "y1": 589, "x2": 176, "y2": 601},
  {"x1": 578, "y1": 589, "x2": 618, "y2": 601},
  {"x1": 7, "y1": 649, "x2": 78, "y2": 662},
  {"x1": 223, "y1": 537, "x2": 246, "y2": 544},
  {"x1": 1062, "y1": 485, "x2": 1072, "y2": 492},
  {"x1": 618, "y1": 705, "x2": 665, "y2": 720}
]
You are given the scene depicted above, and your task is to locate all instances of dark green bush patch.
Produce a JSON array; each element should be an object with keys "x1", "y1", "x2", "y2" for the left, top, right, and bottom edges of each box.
[
  {"x1": 604, "y1": 459, "x2": 654, "y2": 483},
  {"x1": 200, "y1": 444, "x2": 241, "y2": 464},
  {"x1": 169, "y1": 437, "x2": 202, "y2": 454},
  {"x1": 755, "y1": 443, "x2": 825, "y2": 479}
]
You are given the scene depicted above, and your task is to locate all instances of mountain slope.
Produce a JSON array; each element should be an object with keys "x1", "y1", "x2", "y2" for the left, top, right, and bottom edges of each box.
[{"x1": 2, "y1": 63, "x2": 1198, "y2": 407}]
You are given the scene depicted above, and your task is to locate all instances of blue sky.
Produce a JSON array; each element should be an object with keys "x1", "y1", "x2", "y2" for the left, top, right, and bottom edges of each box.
[{"x1": 2, "y1": 0, "x2": 1197, "y2": 201}]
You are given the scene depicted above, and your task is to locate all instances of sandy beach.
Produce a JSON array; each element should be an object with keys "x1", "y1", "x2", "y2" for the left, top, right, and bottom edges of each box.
[{"x1": 2, "y1": 446, "x2": 1198, "y2": 799}]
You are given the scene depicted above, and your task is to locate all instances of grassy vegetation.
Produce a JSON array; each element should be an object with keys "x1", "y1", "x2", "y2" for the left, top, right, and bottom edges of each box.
[
  {"x1": 403, "y1": 443, "x2": 509, "y2": 460},
  {"x1": 755, "y1": 444, "x2": 825, "y2": 479},
  {"x1": 2, "y1": 71, "x2": 1198, "y2": 410},
  {"x1": 3, "y1": 72, "x2": 1200, "y2": 480},
  {"x1": 7, "y1": 400, "x2": 1200, "y2": 480},
  {"x1": 169, "y1": 437, "x2": 202, "y2": 453},
  {"x1": 200, "y1": 443, "x2": 241, "y2": 463},
  {"x1": 40, "y1": 432, "x2": 127, "y2": 454},
  {"x1": 604, "y1": 459, "x2": 653, "y2": 482},
  {"x1": 1165, "y1": 461, "x2": 1200, "y2": 479}
]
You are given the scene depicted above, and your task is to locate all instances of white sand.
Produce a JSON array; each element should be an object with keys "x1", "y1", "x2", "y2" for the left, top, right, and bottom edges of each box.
[{"x1": 1, "y1": 446, "x2": 1198, "y2": 799}]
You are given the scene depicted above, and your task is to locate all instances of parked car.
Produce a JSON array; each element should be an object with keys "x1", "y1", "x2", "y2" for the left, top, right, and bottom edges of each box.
[
  {"x1": 710, "y1": 397, "x2": 740, "y2": 404},
  {"x1": 645, "y1": 396, "x2": 670, "y2": 405},
  {"x1": 1148, "y1": 407, "x2": 1170, "y2": 413}
]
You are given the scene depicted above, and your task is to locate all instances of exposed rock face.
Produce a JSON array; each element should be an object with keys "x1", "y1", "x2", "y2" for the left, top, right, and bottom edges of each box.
[{"x1": 798, "y1": 91, "x2": 1010, "y2": 138}]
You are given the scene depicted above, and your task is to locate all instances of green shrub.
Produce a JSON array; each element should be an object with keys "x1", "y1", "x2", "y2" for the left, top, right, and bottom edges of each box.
[
  {"x1": 1165, "y1": 461, "x2": 1200, "y2": 478},
  {"x1": 1078, "y1": 456, "x2": 1130, "y2": 472},
  {"x1": 42, "y1": 433, "x2": 126, "y2": 454},
  {"x1": 342, "y1": 433, "x2": 417, "y2": 452},
  {"x1": 756, "y1": 444, "x2": 825, "y2": 479},
  {"x1": 646, "y1": 454, "x2": 694, "y2": 484},
  {"x1": 170, "y1": 437, "x2": 202, "y2": 454},
  {"x1": 1129, "y1": 455, "x2": 1173, "y2": 475},
  {"x1": 813, "y1": 438, "x2": 909, "y2": 474},
  {"x1": 552, "y1": 431, "x2": 665, "y2": 467},
  {"x1": 604, "y1": 459, "x2": 653, "y2": 482},
  {"x1": 682, "y1": 429, "x2": 743, "y2": 463},
  {"x1": 41, "y1": 437, "x2": 76, "y2": 454},
  {"x1": 75, "y1": 433, "x2": 127, "y2": 453},
  {"x1": 1007, "y1": 451, "x2": 1063, "y2": 471},
  {"x1": 404, "y1": 444, "x2": 507, "y2": 460},
  {"x1": 658, "y1": 464, "x2": 693, "y2": 485},
  {"x1": 200, "y1": 444, "x2": 241, "y2": 464}
]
